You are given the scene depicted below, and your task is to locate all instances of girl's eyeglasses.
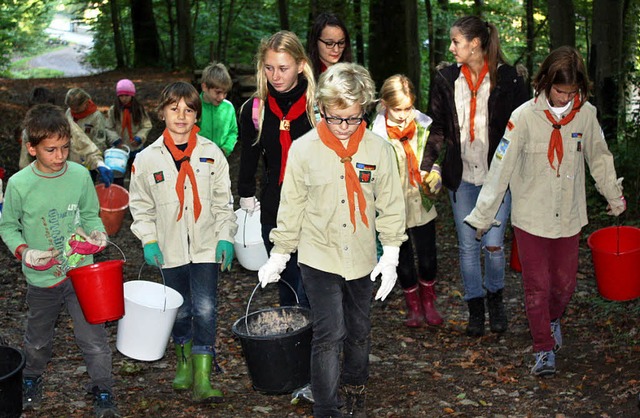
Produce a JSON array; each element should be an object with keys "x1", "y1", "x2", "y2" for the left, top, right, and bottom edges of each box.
[
  {"x1": 318, "y1": 39, "x2": 346, "y2": 49},
  {"x1": 322, "y1": 114, "x2": 364, "y2": 125}
]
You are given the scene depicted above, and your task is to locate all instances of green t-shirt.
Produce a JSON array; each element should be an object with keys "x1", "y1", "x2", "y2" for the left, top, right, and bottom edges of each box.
[{"x1": 197, "y1": 95, "x2": 238, "y2": 157}]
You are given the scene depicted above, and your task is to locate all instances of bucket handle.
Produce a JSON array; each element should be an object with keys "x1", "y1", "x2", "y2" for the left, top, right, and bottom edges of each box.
[
  {"x1": 244, "y1": 279, "x2": 299, "y2": 336},
  {"x1": 136, "y1": 258, "x2": 169, "y2": 312}
]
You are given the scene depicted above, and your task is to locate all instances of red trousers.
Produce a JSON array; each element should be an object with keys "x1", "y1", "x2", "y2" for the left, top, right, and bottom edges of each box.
[{"x1": 514, "y1": 227, "x2": 580, "y2": 352}]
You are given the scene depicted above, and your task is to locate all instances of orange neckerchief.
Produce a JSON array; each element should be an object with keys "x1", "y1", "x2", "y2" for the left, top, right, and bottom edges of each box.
[
  {"x1": 267, "y1": 92, "x2": 307, "y2": 185},
  {"x1": 460, "y1": 60, "x2": 489, "y2": 142},
  {"x1": 385, "y1": 117, "x2": 422, "y2": 188},
  {"x1": 121, "y1": 103, "x2": 133, "y2": 142},
  {"x1": 70, "y1": 99, "x2": 98, "y2": 122},
  {"x1": 163, "y1": 126, "x2": 202, "y2": 222},
  {"x1": 543, "y1": 95, "x2": 582, "y2": 177},
  {"x1": 317, "y1": 120, "x2": 369, "y2": 231}
]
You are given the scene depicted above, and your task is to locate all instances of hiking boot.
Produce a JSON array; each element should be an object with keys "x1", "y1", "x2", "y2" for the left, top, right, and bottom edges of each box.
[
  {"x1": 486, "y1": 289, "x2": 508, "y2": 333},
  {"x1": 466, "y1": 297, "x2": 485, "y2": 337},
  {"x1": 92, "y1": 386, "x2": 121, "y2": 418},
  {"x1": 342, "y1": 384, "x2": 367, "y2": 417},
  {"x1": 551, "y1": 319, "x2": 562, "y2": 353},
  {"x1": 23, "y1": 376, "x2": 43, "y2": 410},
  {"x1": 531, "y1": 350, "x2": 556, "y2": 377}
]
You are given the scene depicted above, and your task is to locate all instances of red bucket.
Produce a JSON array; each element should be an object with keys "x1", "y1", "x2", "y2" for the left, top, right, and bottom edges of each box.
[
  {"x1": 587, "y1": 226, "x2": 640, "y2": 301},
  {"x1": 510, "y1": 237, "x2": 522, "y2": 272},
  {"x1": 67, "y1": 260, "x2": 125, "y2": 324},
  {"x1": 96, "y1": 184, "x2": 129, "y2": 236}
]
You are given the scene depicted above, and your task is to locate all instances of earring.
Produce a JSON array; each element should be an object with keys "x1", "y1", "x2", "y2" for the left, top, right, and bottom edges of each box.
[{"x1": 471, "y1": 49, "x2": 475, "y2": 55}]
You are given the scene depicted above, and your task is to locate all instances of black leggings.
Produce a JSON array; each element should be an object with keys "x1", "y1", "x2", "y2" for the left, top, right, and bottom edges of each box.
[{"x1": 397, "y1": 220, "x2": 437, "y2": 289}]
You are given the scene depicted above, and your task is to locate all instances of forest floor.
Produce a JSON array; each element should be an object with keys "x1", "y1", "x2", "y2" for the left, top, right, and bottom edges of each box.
[{"x1": 0, "y1": 70, "x2": 639, "y2": 418}]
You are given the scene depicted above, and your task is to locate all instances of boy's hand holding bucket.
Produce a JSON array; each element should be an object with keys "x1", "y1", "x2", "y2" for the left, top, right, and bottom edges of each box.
[
  {"x1": 67, "y1": 228, "x2": 107, "y2": 255},
  {"x1": 19, "y1": 247, "x2": 61, "y2": 271},
  {"x1": 258, "y1": 253, "x2": 290, "y2": 288},
  {"x1": 215, "y1": 240, "x2": 235, "y2": 271},
  {"x1": 143, "y1": 241, "x2": 164, "y2": 266}
]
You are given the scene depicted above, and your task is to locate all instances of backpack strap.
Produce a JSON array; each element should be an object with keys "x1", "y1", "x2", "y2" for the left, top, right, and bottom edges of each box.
[{"x1": 251, "y1": 97, "x2": 263, "y2": 131}]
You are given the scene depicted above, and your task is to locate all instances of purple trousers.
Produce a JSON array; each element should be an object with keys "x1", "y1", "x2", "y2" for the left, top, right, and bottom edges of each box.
[{"x1": 514, "y1": 227, "x2": 580, "y2": 352}]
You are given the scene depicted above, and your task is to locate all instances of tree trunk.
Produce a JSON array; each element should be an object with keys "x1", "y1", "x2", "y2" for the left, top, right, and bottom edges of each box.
[
  {"x1": 424, "y1": 0, "x2": 435, "y2": 76},
  {"x1": 109, "y1": 0, "x2": 126, "y2": 68},
  {"x1": 129, "y1": 0, "x2": 161, "y2": 67},
  {"x1": 278, "y1": 0, "x2": 289, "y2": 30},
  {"x1": 525, "y1": 0, "x2": 534, "y2": 77},
  {"x1": 473, "y1": 0, "x2": 484, "y2": 17},
  {"x1": 547, "y1": 0, "x2": 575, "y2": 49},
  {"x1": 369, "y1": 0, "x2": 421, "y2": 104},
  {"x1": 589, "y1": 0, "x2": 624, "y2": 140},
  {"x1": 353, "y1": 0, "x2": 364, "y2": 64},
  {"x1": 176, "y1": 0, "x2": 195, "y2": 69},
  {"x1": 433, "y1": 0, "x2": 449, "y2": 67}
]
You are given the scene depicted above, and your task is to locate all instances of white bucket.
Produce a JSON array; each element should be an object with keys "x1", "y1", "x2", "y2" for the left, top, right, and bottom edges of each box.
[
  {"x1": 116, "y1": 281, "x2": 184, "y2": 361},
  {"x1": 104, "y1": 146, "x2": 130, "y2": 178},
  {"x1": 234, "y1": 208, "x2": 269, "y2": 271}
]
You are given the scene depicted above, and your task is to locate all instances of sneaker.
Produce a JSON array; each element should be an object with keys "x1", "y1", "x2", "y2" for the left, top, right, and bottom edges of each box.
[
  {"x1": 342, "y1": 384, "x2": 367, "y2": 417},
  {"x1": 531, "y1": 350, "x2": 556, "y2": 377},
  {"x1": 92, "y1": 386, "x2": 121, "y2": 418},
  {"x1": 550, "y1": 319, "x2": 562, "y2": 352},
  {"x1": 23, "y1": 376, "x2": 43, "y2": 410}
]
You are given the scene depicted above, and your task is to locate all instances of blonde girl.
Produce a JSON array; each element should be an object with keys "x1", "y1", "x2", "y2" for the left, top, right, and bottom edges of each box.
[
  {"x1": 237, "y1": 30, "x2": 316, "y2": 307},
  {"x1": 371, "y1": 74, "x2": 444, "y2": 327}
]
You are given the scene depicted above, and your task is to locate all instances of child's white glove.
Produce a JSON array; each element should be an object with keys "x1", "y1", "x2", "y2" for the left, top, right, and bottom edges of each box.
[
  {"x1": 240, "y1": 196, "x2": 261, "y2": 215},
  {"x1": 258, "y1": 253, "x2": 290, "y2": 288},
  {"x1": 606, "y1": 196, "x2": 626, "y2": 216},
  {"x1": 22, "y1": 248, "x2": 61, "y2": 271},
  {"x1": 370, "y1": 246, "x2": 400, "y2": 301}
]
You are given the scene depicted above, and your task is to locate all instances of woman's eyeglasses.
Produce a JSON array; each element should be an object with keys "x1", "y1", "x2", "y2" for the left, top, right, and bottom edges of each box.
[{"x1": 318, "y1": 39, "x2": 346, "y2": 49}]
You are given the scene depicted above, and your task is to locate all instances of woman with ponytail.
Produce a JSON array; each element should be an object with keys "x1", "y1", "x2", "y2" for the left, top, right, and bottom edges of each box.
[{"x1": 420, "y1": 16, "x2": 529, "y2": 337}]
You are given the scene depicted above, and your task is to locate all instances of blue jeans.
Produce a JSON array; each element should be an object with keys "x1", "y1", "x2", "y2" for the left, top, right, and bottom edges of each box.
[
  {"x1": 162, "y1": 262, "x2": 219, "y2": 355},
  {"x1": 449, "y1": 181, "x2": 511, "y2": 300},
  {"x1": 262, "y1": 224, "x2": 309, "y2": 308},
  {"x1": 24, "y1": 280, "x2": 113, "y2": 391},
  {"x1": 300, "y1": 264, "x2": 373, "y2": 418}
]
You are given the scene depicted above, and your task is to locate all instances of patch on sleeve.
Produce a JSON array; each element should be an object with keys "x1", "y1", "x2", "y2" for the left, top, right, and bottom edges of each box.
[
  {"x1": 359, "y1": 170, "x2": 372, "y2": 183},
  {"x1": 495, "y1": 138, "x2": 510, "y2": 160},
  {"x1": 507, "y1": 120, "x2": 515, "y2": 131},
  {"x1": 153, "y1": 171, "x2": 165, "y2": 183},
  {"x1": 355, "y1": 162, "x2": 376, "y2": 170}
]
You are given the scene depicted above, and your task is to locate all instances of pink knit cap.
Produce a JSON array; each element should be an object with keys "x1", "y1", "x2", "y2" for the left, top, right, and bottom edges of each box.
[{"x1": 116, "y1": 79, "x2": 136, "y2": 96}]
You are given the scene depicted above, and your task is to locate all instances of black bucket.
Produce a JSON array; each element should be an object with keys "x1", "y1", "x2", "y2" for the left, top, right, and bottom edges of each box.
[
  {"x1": 232, "y1": 283, "x2": 312, "y2": 394},
  {"x1": 0, "y1": 346, "x2": 26, "y2": 418}
]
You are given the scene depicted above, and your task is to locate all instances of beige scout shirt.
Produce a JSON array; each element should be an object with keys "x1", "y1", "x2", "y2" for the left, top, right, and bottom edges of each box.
[
  {"x1": 465, "y1": 93, "x2": 623, "y2": 239},
  {"x1": 65, "y1": 108, "x2": 108, "y2": 152},
  {"x1": 371, "y1": 110, "x2": 437, "y2": 229},
  {"x1": 129, "y1": 134, "x2": 237, "y2": 268},
  {"x1": 104, "y1": 106, "x2": 153, "y2": 152},
  {"x1": 270, "y1": 128, "x2": 408, "y2": 280},
  {"x1": 19, "y1": 121, "x2": 103, "y2": 170}
]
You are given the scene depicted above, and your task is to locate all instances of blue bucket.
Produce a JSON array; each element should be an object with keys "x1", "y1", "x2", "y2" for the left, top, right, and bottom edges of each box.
[{"x1": 104, "y1": 146, "x2": 130, "y2": 177}]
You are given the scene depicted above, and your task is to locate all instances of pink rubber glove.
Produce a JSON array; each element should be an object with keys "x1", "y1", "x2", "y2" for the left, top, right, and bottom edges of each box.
[
  {"x1": 68, "y1": 228, "x2": 107, "y2": 255},
  {"x1": 22, "y1": 248, "x2": 61, "y2": 271}
]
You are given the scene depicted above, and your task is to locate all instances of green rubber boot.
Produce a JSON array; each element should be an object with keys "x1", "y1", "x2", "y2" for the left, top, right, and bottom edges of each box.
[
  {"x1": 192, "y1": 354, "x2": 223, "y2": 403},
  {"x1": 172, "y1": 342, "x2": 193, "y2": 391}
]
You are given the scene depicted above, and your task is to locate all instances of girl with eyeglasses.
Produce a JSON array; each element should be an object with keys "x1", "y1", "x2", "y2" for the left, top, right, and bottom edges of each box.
[
  {"x1": 466, "y1": 46, "x2": 625, "y2": 377},
  {"x1": 371, "y1": 74, "x2": 444, "y2": 328},
  {"x1": 237, "y1": 31, "x2": 316, "y2": 308},
  {"x1": 307, "y1": 12, "x2": 353, "y2": 80},
  {"x1": 420, "y1": 15, "x2": 529, "y2": 338},
  {"x1": 259, "y1": 62, "x2": 407, "y2": 418}
]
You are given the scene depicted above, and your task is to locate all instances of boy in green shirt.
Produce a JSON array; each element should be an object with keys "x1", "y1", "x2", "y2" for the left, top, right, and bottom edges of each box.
[
  {"x1": 197, "y1": 62, "x2": 238, "y2": 156},
  {"x1": 0, "y1": 104, "x2": 120, "y2": 417}
]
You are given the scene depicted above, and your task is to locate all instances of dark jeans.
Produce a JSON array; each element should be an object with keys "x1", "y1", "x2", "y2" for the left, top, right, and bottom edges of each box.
[
  {"x1": 24, "y1": 280, "x2": 113, "y2": 391},
  {"x1": 262, "y1": 224, "x2": 309, "y2": 308},
  {"x1": 300, "y1": 264, "x2": 373, "y2": 418},
  {"x1": 397, "y1": 220, "x2": 437, "y2": 289},
  {"x1": 162, "y1": 262, "x2": 219, "y2": 355},
  {"x1": 515, "y1": 227, "x2": 579, "y2": 352}
]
